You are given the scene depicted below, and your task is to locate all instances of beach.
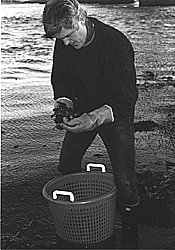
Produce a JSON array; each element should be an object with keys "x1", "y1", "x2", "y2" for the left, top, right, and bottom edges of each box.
[
  {"x1": 2, "y1": 82, "x2": 175, "y2": 249},
  {"x1": 1, "y1": 3, "x2": 175, "y2": 249}
]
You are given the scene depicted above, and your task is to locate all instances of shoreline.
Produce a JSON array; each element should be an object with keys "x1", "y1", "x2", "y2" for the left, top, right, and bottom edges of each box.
[{"x1": 2, "y1": 81, "x2": 175, "y2": 184}]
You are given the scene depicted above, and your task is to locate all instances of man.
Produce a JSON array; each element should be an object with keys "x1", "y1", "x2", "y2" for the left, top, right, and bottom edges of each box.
[{"x1": 43, "y1": 0, "x2": 140, "y2": 248}]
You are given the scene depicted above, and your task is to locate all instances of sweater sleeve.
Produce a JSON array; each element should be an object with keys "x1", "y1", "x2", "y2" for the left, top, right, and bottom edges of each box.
[
  {"x1": 51, "y1": 39, "x2": 73, "y2": 101},
  {"x1": 103, "y1": 36, "x2": 138, "y2": 121}
]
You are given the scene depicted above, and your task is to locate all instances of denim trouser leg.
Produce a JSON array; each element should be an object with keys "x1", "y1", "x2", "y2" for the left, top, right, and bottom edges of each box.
[
  {"x1": 58, "y1": 130, "x2": 97, "y2": 174},
  {"x1": 58, "y1": 117, "x2": 139, "y2": 206},
  {"x1": 98, "y1": 117, "x2": 139, "y2": 206}
]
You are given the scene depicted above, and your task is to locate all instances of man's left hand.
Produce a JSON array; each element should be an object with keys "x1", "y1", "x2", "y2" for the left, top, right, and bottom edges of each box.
[{"x1": 60, "y1": 113, "x2": 96, "y2": 133}]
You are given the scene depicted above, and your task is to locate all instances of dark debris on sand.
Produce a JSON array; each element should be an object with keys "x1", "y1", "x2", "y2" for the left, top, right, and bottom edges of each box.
[
  {"x1": 137, "y1": 170, "x2": 175, "y2": 228},
  {"x1": 134, "y1": 120, "x2": 159, "y2": 132},
  {"x1": 1, "y1": 170, "x2": 175, "y2": 249}
]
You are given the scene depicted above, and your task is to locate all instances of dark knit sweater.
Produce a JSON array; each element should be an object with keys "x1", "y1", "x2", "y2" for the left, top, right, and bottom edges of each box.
[{"x1": 51, "y1": 17, "x2": 138, "y2": 121}]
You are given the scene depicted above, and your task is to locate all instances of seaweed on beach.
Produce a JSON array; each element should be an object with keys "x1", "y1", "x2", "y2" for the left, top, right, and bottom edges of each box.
[
  {"x1": 137, "y1": 170, "x2": 175, "y2": 228},
  {"x1": 1, "y1": 180, "x2": 58, "y2": 249},
  {"x1": 134, "y1": 120, "x2": 159, "y2": 132}
]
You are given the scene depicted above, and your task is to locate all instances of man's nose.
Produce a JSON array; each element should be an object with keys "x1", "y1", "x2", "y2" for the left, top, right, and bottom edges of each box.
[{"x1": 62, "y1": 37, "x2": 69, "y2": 46}]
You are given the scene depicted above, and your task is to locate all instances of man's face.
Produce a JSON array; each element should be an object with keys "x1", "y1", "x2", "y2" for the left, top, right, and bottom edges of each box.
[{"x1": 55, "y1": 20, "x2": 87, "y2": 49}]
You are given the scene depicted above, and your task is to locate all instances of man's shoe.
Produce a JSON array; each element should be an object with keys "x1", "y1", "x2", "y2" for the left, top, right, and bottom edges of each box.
[
  {"x1": 119, "y1": 202, "x2": 139, "y2": 249},
  {"x1": 121, "y1": 225, "x2": 138, "y2": 249}
]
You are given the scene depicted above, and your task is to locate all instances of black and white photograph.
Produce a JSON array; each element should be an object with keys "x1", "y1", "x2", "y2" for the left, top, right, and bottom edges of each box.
[{"x1": 1, "y1": 0, "x2": 175, "y2": 249}]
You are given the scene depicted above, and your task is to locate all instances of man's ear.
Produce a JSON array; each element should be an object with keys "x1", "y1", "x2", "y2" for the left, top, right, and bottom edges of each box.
[
  {"x1": 71, "y1": 18, "x2": 78, "y2": 28},
  {"x1": 78, "y1": 14, "x2": 86, "y2": 24},
  {"x1": 72, "y1": 20, "x2": 79, "y2": 30}
]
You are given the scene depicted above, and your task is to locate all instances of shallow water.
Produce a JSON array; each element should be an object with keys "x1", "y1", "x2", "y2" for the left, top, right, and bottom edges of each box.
[{"x1": 1, "y1": 3, "x2": 175, "y2": 121}]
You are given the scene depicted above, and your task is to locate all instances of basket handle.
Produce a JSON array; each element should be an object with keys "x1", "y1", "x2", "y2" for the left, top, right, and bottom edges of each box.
[
  {"x1": 86, "y1": 163, "x2": 106, "y2": 173},
  {"x1": 52, "y1": 190, "x2": 75, "y2": 202}
]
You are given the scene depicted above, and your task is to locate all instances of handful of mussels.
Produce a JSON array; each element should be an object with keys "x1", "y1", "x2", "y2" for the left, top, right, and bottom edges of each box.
[{"x1": 51, "y1": 102, "x2": 76, "y2": 129}]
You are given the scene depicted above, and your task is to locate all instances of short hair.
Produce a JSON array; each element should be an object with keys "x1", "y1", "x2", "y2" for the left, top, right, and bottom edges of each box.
[{"x1": 42, "y1": 0, "x2": 87, "y2": 37}]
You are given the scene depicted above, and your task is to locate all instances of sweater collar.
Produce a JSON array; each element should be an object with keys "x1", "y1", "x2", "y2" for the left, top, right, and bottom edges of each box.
[{"x1": 83, "y1": 18, "x2": 95, "y2": 47}]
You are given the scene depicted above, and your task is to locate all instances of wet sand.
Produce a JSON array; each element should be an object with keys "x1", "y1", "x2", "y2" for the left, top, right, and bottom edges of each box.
[{"x1": 1, "y1": 82, "x2": 175, "y2": 249}]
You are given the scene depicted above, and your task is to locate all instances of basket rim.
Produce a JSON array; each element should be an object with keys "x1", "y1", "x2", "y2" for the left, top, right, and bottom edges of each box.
[{"x1": 42, "y1": 172, "x2": 117, "y2": 205}]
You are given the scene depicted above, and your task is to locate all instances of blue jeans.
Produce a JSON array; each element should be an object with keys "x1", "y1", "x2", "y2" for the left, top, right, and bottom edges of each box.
[{"x1": 58, "y1": 116, "x2": 139, "y2": 206}]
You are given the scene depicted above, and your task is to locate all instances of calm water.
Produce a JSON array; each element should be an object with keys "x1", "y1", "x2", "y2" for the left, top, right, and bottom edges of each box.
[{"x1": 1, "y1": 3, "x2": 175, "y2": 122}]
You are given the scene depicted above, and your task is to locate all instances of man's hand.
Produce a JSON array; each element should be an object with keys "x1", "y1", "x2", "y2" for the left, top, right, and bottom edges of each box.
[
  {"x1": 60, "y1": 105, "x2": 114, "y2": 133},
  {"x1": 60, "y1": 113, "x2": 96, "y2": 133}
]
